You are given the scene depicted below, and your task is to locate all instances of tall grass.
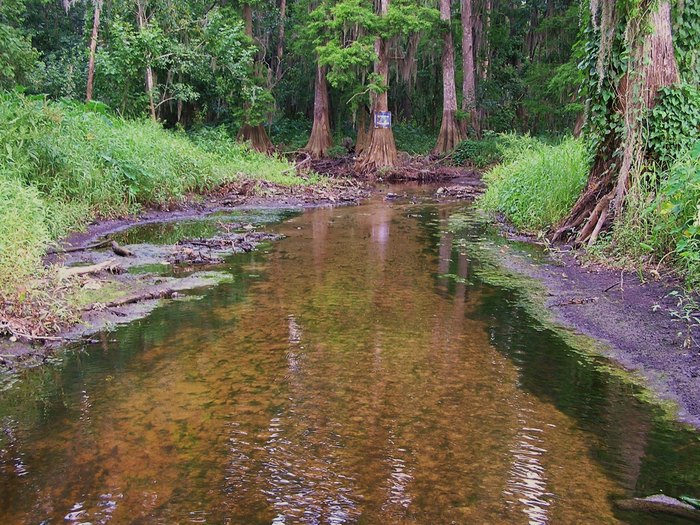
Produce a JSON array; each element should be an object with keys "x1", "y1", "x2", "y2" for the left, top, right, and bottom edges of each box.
[
  {"x1": 0, "y1": 92, "x2": 307, "y2": 293},
  {"x1": 480, "y1": 136, "x2": 590, "y2": 231}
]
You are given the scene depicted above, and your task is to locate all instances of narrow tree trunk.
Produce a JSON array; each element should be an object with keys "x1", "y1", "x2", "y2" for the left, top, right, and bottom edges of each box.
[
  {"x1": 434, "y1": 0, "x2": 463, "y2": 154},
  {"x1": 238, "y1": 3, "x2": 274, "y2": 154},
  {"x1": 553, "y1": 0, "x2": 679, "y2": 245},
  {"x1": 460, "y1": 0, "x2": 479, "y2": 136},
  {"x1": 136, "y1": 0, "x2": 156, "y2": 120},
  {"x1": 355, "y1": 108, "x2": 370, "y2": 154},
  {"x1": 304, "y1": 63, "x2": 333, "y2": 158},
  {"x1": 275, "y1": 0, "x2": 286, "y2": 83},
  {"x1": 85, "y1": 0, "x2": 101, "y2": 102},
  {"x1": 356, "y1": 0, "x2": 398, "y2": 172}
]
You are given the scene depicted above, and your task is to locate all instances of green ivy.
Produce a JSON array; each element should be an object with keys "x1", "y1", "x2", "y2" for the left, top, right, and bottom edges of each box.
[{"x1": 648, "y1": 83, "x2": 700, "y2": 166}]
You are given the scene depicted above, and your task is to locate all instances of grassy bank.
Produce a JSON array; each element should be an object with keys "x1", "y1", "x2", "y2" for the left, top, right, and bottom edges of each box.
[
  {"x1": 0, "y1": 92, "x2": 309, "y2": 295},
  {"x1": 477, "y1": 133, "x2": 700, "y2": 288},
  {"x1": 479, "y1": 135, "x2": 590, "y2": 231}
]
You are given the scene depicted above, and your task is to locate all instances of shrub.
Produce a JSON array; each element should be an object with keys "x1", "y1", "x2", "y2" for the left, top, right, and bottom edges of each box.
[
  {"x1": 453, "y1": 132, "x2": 505, "y2": 168},
  {"x1": 480, "y1": 136, "x2": 590, "y2": 231}
]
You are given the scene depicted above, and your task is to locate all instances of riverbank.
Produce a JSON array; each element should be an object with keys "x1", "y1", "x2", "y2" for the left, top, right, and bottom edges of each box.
[
  {"x1": 0, "y1": 177, "x2": 370, "y2": 375},
  {"x1": 489, "y1": 229, "x2": 700, "y2": 428}
]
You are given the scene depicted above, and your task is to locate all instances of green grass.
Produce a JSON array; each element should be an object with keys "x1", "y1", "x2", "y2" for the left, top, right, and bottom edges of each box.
[
  {"x1": 479, "y1": 135, "x2": 590, "y2": 232},
  {"x1": 0, "y1": 91, "x2": 310, "y2": 293}
]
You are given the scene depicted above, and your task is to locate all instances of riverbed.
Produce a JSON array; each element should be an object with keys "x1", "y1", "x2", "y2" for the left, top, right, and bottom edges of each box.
[{"x1": 0, "y1": 189, "x2": 698, "y2": 524}]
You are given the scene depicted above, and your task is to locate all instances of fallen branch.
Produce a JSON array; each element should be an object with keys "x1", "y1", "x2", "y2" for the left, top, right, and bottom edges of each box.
[
  {"x1": 101, "y1": 288, "x2": 179, "y2": 308},
  {"x1": 47, "y1": 239, "x2": 111, "y2": 255},
  {"x1": 58, "y1": 259, "x2": 122, "y2": 279}
]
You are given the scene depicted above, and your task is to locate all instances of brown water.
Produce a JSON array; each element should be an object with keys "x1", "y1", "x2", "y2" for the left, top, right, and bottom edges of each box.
[{"x1": 1, "y1": 192, "x2": 699, "y2": 524}]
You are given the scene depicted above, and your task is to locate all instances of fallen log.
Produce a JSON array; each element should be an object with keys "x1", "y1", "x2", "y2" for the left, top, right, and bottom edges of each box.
[
  {"x1": 102, "y1": 288, "x2": 179, "y2": 308},
  {"x1": 58, "y1": 259, "x2": 122, "y2": 279},
  {"x1": 47, "y1": 239, "x2": 111, "y2": 255}
]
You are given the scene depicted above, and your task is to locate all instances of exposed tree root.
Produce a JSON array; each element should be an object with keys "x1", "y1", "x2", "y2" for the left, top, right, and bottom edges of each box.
[
  {"x1": 238, "y1": 124, "x2": 274, "y2": 154},
  {"x1": 434, "y1": 111, "x2": 463, "y2": 154},
  {"x1": 356, "y1": 127, "x2": 398, "y2": 173}
]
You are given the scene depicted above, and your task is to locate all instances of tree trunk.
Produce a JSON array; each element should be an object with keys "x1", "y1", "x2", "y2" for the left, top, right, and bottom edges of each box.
[
  {"x1": 304, "y1": 63, "x2": 333, "y2": 158},
  {"x1": 434, "y1": 0, "x2": 463, "y2": 154},
  {"x1": 355, "y1": 108, "x2": 370, "y2": 154},
  {"x1": 85, "y1": 0, "x2": 101, "y2": 102},
  {"x1": 356, "y1": 0, "x2": 398, "y2": 173},
  {"x1": 136, "y1": 0, "x2": 156, "y2": 120},
  {"x1": 553, "y1": 0, "x2": 679, "y2": 245},
  {"x1": 460, "y1": 0, "x2": 479, "y2": 137},
  {"x1": 275, "y1": 0, "x2": 286, "y2": 83},
  {"x1": 238, "y1": 3, "x2": 274, "y2": 154}
]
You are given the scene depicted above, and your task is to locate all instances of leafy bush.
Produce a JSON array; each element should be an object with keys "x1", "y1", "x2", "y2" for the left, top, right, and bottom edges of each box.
[
  {"x1": 480, "y1": 136, "x2": 590, "y2": 231},
  {"x1": 393, "y1": 122, "x2": 437, "y2": 155},
  {"x1": 453, "y1": 132, "x2": 505, "y2": 167}
]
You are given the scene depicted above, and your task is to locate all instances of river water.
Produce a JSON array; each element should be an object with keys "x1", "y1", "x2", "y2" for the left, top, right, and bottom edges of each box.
[{"x1": 0, "y1": 190, "x2": 699, "y2": 524}]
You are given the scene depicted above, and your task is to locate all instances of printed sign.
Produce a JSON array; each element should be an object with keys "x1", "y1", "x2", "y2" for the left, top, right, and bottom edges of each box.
[{"x1": 374, "y1": 111, "x2": 392, "y2": 129}]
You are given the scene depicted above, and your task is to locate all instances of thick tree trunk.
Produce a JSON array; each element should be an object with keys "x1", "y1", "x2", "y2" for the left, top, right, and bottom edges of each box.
[
  {"x1": 460, "y1": 0, "x2": 479, "y2": 137},
  {"x1": 356, "y1": 0, "x2": 398, "y2": 172},
  {"x1": 434, "y1": 0, "x2": 463, "y2": 153},
  {"x1": 238, "y1": 3, "x2": 274, "y2": 154},
  {"x1": 136, "y1": 0, "x2": 157, "y2": 120},
  {"x1": 304, "y1": 64, "x2": 333, "y2": 158},
  {"x1": 553, "y1": 0, "x2": 679, "y2": 245},
  {"x1": 85, "y1": 1, "x2": 101, "y2": 102}
]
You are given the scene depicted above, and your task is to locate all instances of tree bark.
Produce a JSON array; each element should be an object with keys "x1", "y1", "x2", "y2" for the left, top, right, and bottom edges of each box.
[
  {"x1": 434, "y1": 0, "x2": 463, "y2": 154},
  {"x1": 85, "y1": 0, "x2": 101, "y2": 102},
  {"x1": 304, "y1": 63, "x2": 333, "y2": 158},
  {"x1": 356, "y1": 0, "x2": 398, "y2": 172},
  {"x1": 355, "y1": 107, "x2": 370, "y2": 154},
  {"x1": 238, "y1": 3, "x2": 274, "y2": 154},
  {"x1": 136, "y1": 0, "x2": 157, "y2": 120},
  {"x1": 460, "y1": 0, "x2": 479, "y2": 136}
]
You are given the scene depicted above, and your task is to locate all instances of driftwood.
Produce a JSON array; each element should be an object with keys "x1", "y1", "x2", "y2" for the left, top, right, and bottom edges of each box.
[
  {"x1": 111, "y1": 241, "x2": 135, "y2": 257},
  {"x1": 615, "y1": 495, "x2": 700, "y2": 522},
  {"x1": 102, "y1": 288, "x2": 179, "y2": 308},
  {"x1": 58, "y1": 259, "x2": 122, "y2": 279},
  {"x1": 47, "y1": 239, "x2": 111, "y2": 255}
]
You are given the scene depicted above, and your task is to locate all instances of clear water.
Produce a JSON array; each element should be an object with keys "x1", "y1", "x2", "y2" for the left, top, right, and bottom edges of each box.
[{"x1": 0, "y1": 194, "x2": 698, "y2": 524}]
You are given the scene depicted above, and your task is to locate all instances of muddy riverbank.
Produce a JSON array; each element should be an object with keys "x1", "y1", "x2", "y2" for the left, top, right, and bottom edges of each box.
[{"x1": 494, "y1": 239, "x2": 700, "y2": 428}]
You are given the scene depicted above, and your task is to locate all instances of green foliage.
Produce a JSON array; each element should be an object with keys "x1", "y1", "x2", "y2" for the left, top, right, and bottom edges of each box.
[
  {"x1": 0, "y1": 92, "x2": 305, "y2": 292},
  {"x1": 453, "y1": 132, "x2": 505, "y2": 168},
  {"x1": 0, "y1": 176, "x2": 49, "y2": 291},
  {"x1": 480, "y1": 136, "x2": 590, "y2": 231},
  {"x1": 648, "y1": 84, "x2": 700, "y2": 166},
  {"x1": 650, "y1": 143, "x2": 700, "y2": 286},
  {"x1": 270, "y1": 117, "x2": 311, "y2": 151},
  {"x1": 674, "y1": 0, "x2": 700, "y2": 83},
  {"x1": 392, "y1": 122, "x2": 436, "y2": 155},
  {"x1": 0, "y1": 0, "x2": 40, "y2": 89}
]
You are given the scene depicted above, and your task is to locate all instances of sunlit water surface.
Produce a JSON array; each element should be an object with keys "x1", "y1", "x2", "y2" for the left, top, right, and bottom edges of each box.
[{"x1": 1, "y1": 192, "x2": 699, "y2": 524}]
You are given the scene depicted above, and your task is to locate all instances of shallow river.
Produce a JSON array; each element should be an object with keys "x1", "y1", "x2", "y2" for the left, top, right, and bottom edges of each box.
[{"x1": 1, "y1": 190, "x2": 699, "y2": 524}]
